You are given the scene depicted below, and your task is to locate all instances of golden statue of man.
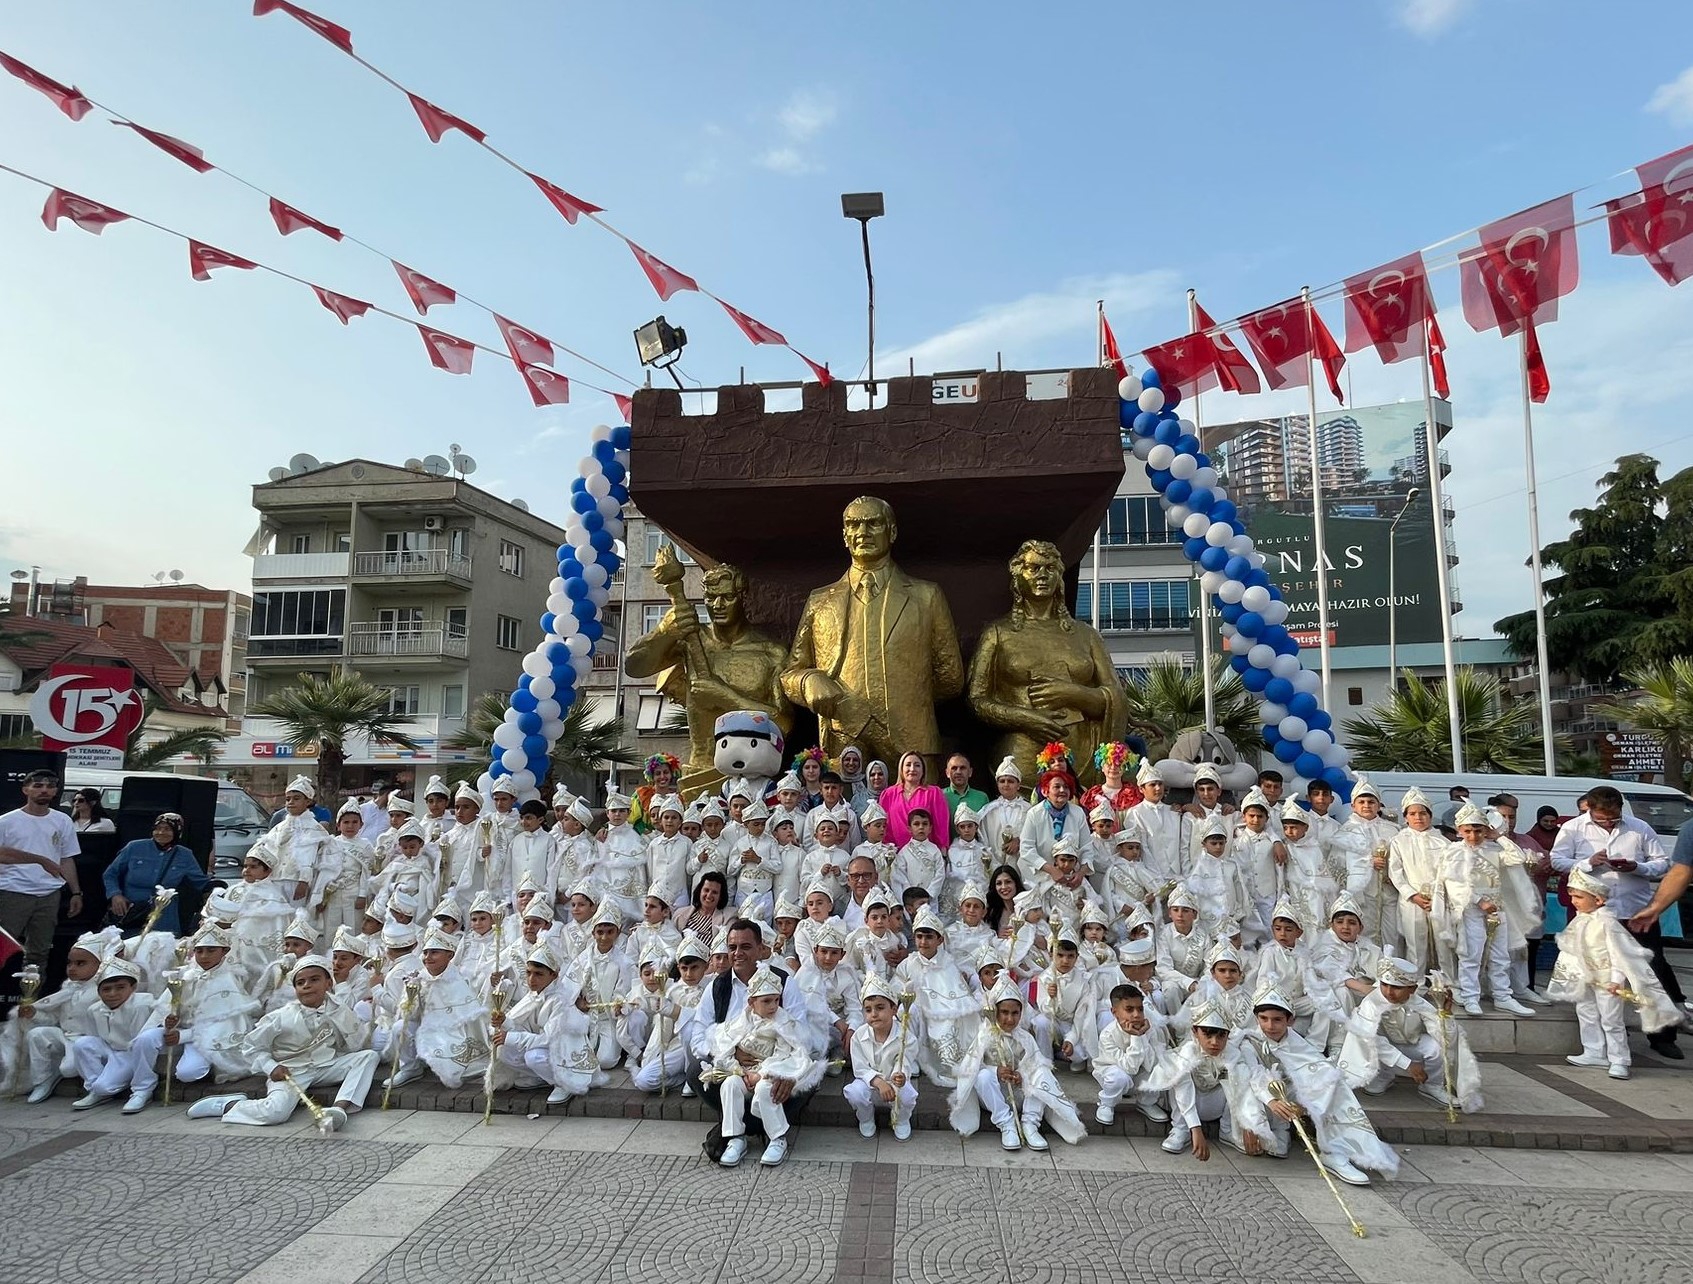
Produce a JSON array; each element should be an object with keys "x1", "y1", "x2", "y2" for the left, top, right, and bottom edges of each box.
[
  {"x1": 624, "y1": 556, "x2": 792, "y2": 771},
  {"x1": 781, "y1": 495, "x2": 964, "y2": 770},
  {"x1": 967, "y1": 538, "x2": 1127, "y2": 784}
]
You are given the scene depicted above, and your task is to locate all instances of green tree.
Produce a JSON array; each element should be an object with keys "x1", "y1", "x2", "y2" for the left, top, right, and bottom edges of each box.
[
  {"x1": 249, "y1": 672, "x2": 420, "y2": 800},
  {"x1": 1121, "y1": 658, "x2": 1262, "y2": 762},
  {"x1": 124, "y1": 695, "x2": 230, "y2": 770},
  {"x1": 1495, "y1": 454, "x2": 1693, "y2": 682},
  {"x1": 449, "y1": 692, "x2": 640, "y2": 786},
  {"x1": 1592, "y1": 659, "x2": 1693, "y2": 792},
  {"x1": 1342, "y1": 667, "x2": 1557, "y2": 773}
]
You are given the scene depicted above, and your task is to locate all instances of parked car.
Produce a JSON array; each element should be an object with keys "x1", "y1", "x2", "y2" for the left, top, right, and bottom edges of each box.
[{"x1": 60, "y1": 768, "x2": 271, "y2": 879}]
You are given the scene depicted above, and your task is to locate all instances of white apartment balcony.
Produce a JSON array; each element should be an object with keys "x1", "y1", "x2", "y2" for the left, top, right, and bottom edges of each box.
[
  {"x1": 351, "y1": 550, "x2": 473, "y2": 585},
  {"x1": 346, "y1": 622, "x2": 469, "y2": 660},
  {"x1": 252, "y1": 552, "x2": 350, "y2": 581}
]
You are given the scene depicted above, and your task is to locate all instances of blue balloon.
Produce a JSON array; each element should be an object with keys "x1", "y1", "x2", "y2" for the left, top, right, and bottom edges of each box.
[
  {"x1": 603, "y1": 459, "x2": 626, "y2": 484},
  {"x1": 1163, "y1": 384, "x2": 1181, "y2": 409},
  {"x1": 1295, "y1": 752, "x2": 1324, "y2": 780},
  {"x1": 550, "y1": 664, "x2": 574, "y2": 685},
  {"x1": 1199, "y1": 546, "x2": 1229, "y2": 572},
  {"x1": 522, "y1": 734, "x2": 548, "y2": 758},
  {"x1": 570, "y1": 477, "x2": 588, "y2": 497},
  {"x1": 1224, "y1": 555, "x2": 1251, "y2": 581},
  {"x1": 1140, "y1": 367, "x2": 1162, "y2": 390},
  {"x1": 1230, "y1": 520, "x2": 1247, "y2": 536},
  {"x1": 1133, "y1": 411, "x2": 1161, "y2": 437},
  {"x1": 570, "y1": 491, "x2": 596, "y2": 515},
  {"x1": 1210, "y1": 500, "x2": 1238, "y2": 525},
  {"x1": 511, "y1": 689, "x2": 539, "y2": 714},
  {"x1": 611, "y1": 425, "x2": 632, "y2": 449},
  {"x1": 564, "y1": 578, "x2": 589, "y2": 601},
  {"x1": 1273, "y1": 739, "x2": 1302, "y2": 764},
  {"x1": 1236, "y1": 611, "x2": 1265, "y2": 638},
  {"x1": 1259, "y1": 624, "x2": 1288, "y2": 649},
  {"x1": 1148, "y1": 468, "x2": 1173, "y2": 491},
  {"x1": 579, "y1": 618, "x2": 604, "y2": 643},
  {"x1": 1242, "y1": 667, "x2": 1270, "y2": 693},
  {"x1": 1229, "y1": 654, "x2": 1251, "y2": 674},
  {"x1": 1186, "y1": 487, "x2": 1215, "y2": 514},
  {"x1": 1288, "y1": 692, "x2": 1319, "y2": 719},
  {"x1": 545, "y1": 641, "x2": 571, "y2": 665},
  {"x1": 1274, "y1": 637, "x2": 1301, "y2": 657},
  {"x1": 1220, "y1": 602, "x2": 1245, "y2": 624},
  {"x1": 556, "y1": 544, "x2": 574, "y2": 562},
  {"x1": 570, "y1": 599, "x2": 596, "y2": 622},
  {"x1": 1175, "y1": 434, "x2": 1200, "y2": 456},
  {"x1": 517, "y1": 674, "x2": 533, "y2": 690},
  {"x1": 592, "y1": 440, "x2": 617, "y2": 465},
  {"x1": 1308, "y1": 709, "x2": 1332, "y2": 731},
  {"x1": 588, "y1": 529, "x2": 614, "y2": 553},
  {"x1": 516, "y1": 711, "x2": 542, "y2": 734},
  {"x1": 599, "y1": 551, "x2": 621, "y2": 574},
  {"x1": 1192, "y1": 452, "x2": 1210, "y2": 471},
  {"x1": 1153, "y1": 420, "x2": 1181, "y2": 446},
  {"x1": 1322, "y1": 766, "x2": 1350, "y2": 791},
  {"x1": 559, "y1": 560, "x2": 582, "y2": 581},
  {"x1": 608, "y1": 483, "x2": 628, "y2": 502},
  {"x1": 581, "y1": 510, "x2": 605, "y2": 532},
  {"x1": 1183, "y1": 536, "x2": 1208, "y2": 562},
  {"x1": 1261, "y1": 720, "x2": 1281, "y2": 744},
  {"x1": 1264, "y1": 677, "x2": 1295, "y2": 705},
  {"x1": 1165, "y1": 479, "x2": 1192, "y2": 505}
]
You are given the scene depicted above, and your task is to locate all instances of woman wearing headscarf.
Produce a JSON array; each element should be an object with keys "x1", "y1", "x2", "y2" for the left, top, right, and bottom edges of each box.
[
  {"x1": 102, "y1": 813, "x2": 212, "y2": 933},
  {"x1": 838, "y1": 746, "x2": 870, "y2": 812}
]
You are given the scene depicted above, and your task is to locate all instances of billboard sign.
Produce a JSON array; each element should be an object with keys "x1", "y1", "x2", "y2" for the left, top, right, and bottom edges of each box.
[
  {"x1": 28, "y1": 663, "x2": 144, "y2": 770},
  {"x1": 1199, "y1": 402, "x2": 1456, "y2": 649}
]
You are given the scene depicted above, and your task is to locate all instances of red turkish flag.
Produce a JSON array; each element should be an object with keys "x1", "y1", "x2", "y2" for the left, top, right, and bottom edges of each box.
[
  {"x1": 628, "y1": 242, "x2": 699, "y2": 301},
  {"x1": 516, "y1": 361, "x2": 570, "y2": 406},
  {"x1": 527, "y1": 173, "x2": 603, "y2": 226},
  {"x1": 1427, "y1": 313, "x2": 1451, "y2": 400},
  {"x1": 269, "y1": 197, "x2": 342, "y2": 241},
  {"x1": 1192, "y1": 299, "x2": 1261, "y2": 395},
  {"x1": 720, "y1": 301, "x2": 786, "y2": 346},
  {"x1": 1141, "y1": 332, "x2": 1224, "y2": 397},
  {"x1": 312, "y1": 285, "x2": 370, "y2": 324},
  {"x1": 494, "y1": 315, "x2": 555, "y2": 367},
  {"x1": 407, "y1": 93, "x2": 485, "y2": 144},
  {"x1": 0, "y1": 926, "x2": 19, "y2": 974},
  {"x1": 0, "y1": 51, "x2": 92, "y2": 120},
  {"x1": 418, "y1": 326, "x2": 474, "y2": 375},
  {"x1": 1524, "y1": 324, "x2": 1549, "y2": 404},
  {"x1": 613, "y1": 393, "x2": 633, "y2": 423},
  {"x1": 252, "y1": 0, "x2": 354, "y2": 52},
  {"x1": 1460, "y1": 195, "x2": 1579, "y2": 335},
  {"x1": 1100, "y1": 310, "x2": 1128, "y2": 378},
  {"x1": 1238, "y1": 297, "x2": 1346, "y2": 403},
  {"x1": 41, "y1": 188, "x2": 130, "y2": 235},
  {"x1": 392, "y1": 261, "x2": 455, "y2": 314},
  {"x1": 798, "y1": 353, "x2": 831, "y2": 386},
  {"x1": 189, "y1": 241, "x2": 258, "y2": 281},
  {"x1": 1605, "y1": 144, "x2": 1693, "y2": 287},
  {"x1": 114, "y1": 122, "x2": 213, "y2": 173},
  {"x1": 1343, "y1": 253, "x2": 1439, "y2": 364}
]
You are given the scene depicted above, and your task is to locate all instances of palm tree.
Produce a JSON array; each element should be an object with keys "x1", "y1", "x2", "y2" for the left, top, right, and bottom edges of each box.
[
  {"x1": 449, "y1": 692, "x2": 640, "y2": 787},
  {"x1": 1342, "y1": 667, "x2": 1556, "y2": 773},
  {"x1": 1593, "y1": 658, "x2": 1693, "y2": 791},
  {"x1": 124, "y1": 695, "x2": 230, "y2": 771},
  {"x1": 249, "y1": 672, "x2": 420, "y2": 799},
  {"x1": 1121, "y1": 658, "x2": 1262, "y2": 761}
]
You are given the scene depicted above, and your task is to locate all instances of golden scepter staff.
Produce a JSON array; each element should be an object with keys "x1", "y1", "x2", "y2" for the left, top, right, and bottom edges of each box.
[
  {"x1": 1371, "y1": 842, "x2": 1390, "y2": 945},
  {"x1": 890, "y1": 989, "x2": 915, "y2": 1130},
  {"x1": 1425, "y1": 970, "x2": 1461, "y2": 1124},
  {"x1": 124, "y1": 887, "x2": 179, "y2": 958},
  {"x1": 162, "y1": 974, "x2": 185, "y2": 1105},
  {"x1": 6, "y1": 966, "x2": 43, "y2": 1098},
  {"x1": 990, "y1": 1021, "x2": 1028, "y2": 1149},
  {"x1": 278, "y1": 1068, "x2": 337, "y2": 1135},
  {"x1": 482, "y1": 978, "x2": 510, "y2": 1125},
  {"x1": 1267, "y1": 1077, "x2": 1367, "y2": 1238},
  {"x1": 381, "y1": 976, "x2": 422, "y2": 1110}
]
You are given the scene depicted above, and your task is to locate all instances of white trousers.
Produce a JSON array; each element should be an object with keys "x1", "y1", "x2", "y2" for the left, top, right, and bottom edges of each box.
[
  {"x1": 843, "y1": 1076, "x2": 917, "y2": 1123},
  {"x1": 631, "y1": 1045, "x2": 687, "y2": 1092},
  {"x1": 494, "y1": 1041, "x2": 552, "y2": 1088},
  {"x1": 718, "y1": 1074, "x2": 789, "y2": 1140},
  {"x1": 128, "y1": 1027, "x2": 212, "y2": 1094},
  {"x1": 71, "y1": 1038, "x2": 139, "y2": 1096},
  {"x1": 1093, "y1": 1065, "x2": 1162, "y2": 1113},
  {"x1": 973, "y1": 1066, "x2": 1043, "y2": 1130},
  {"x1": 224, "y1": 1050, "x2": 381, "y2": 1125},
  {"x1": 1455, "y1": 906, "x2": 1512, "y2": 1003},
  {"x1": 26, "y1": 1026, "x2": 74, "y2": 1086},
  {"x1": 1575, "y1": 989, "x2": 1630, "y2": 1066},
  {"x1": 1365, "y1": 1034, "x2": 1447, "y2": 1093}
]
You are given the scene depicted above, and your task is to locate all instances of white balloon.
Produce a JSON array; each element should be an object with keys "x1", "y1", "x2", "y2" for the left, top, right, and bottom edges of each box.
[
  {"x1": 1247, "y1": 644, "x2": 1277, "y2": 670},
  {"x1": 1178, "y1": 418, "x2": 1196, "y2": 434},
  {"x1": 508, "y1": 769, "x2": 536, "y2": 793},
  {"x1": 554, "y1": 612, "x2": 580, "y2": 637},
  {"x1": 1219, "y1": 622, "x2": 1238, "y2": 640},
  {"x1": 587, "y1": 586, "x2": 610, "y2": 609},
  {"x1": 566, "y1": 634, "x2": 591, "y2": 657},
  {"x1": 576, "y1": 544, "x2": 599, "y2": 565},
  {"x1": 534, "y1": 698, "x2": 561, "y2": 722},
  {"x1": 566, "y1": 525, "x2": 591, "y2": 548},
  {"x1": 1322, "y1": 742, "x2": 1350, "y2": 768},
  {"x1": 1184, "y1": 513, "x2": 1211, "y2": 538},
  {"x1": 1227, "y1": 534, "x2": 1255, "y2": 557},
  {"x1": 590, "y1": 424, "x2": 614, "y2": 443},
  {"x1": 1169, "y1": 453, "x2": 1198, "y2": 480},
  {"x1": 549, "y1": 576, "x2": 565, "y2": 595},
  {"x1": 1270, "y1": 654, "x2": 1302, "y2": 679},
  {"x1": 1192, "y1": 467, "x2": 1219, "y2": 490},
  {"x1": 582, "y1": 563, "x2": 609, "y2": 589},
  {"x1": 585, "y1": 472, "x2": 611, "y2": 498},
  {"x1": 578, "y1": 457, "x2": 600, "y2": 478},
  {"x1": 1291, "y1": 668, "x2": 1320, "y2": 693},
  {"x1": 1248, "y1": 552, "x2": 1267, "y2": 570},
  {"x1": 1227, "y1": 630, "x2": 1253, "y2": 654},
  {"x1": 1301, "y1": 729, "x2": 1332, "y2": 753},
  {"x1": 1147, "y1": 444, "x2": 1176, "y2": 471},
  {"x1": 475, "y1": 772, "x2": 494, "y2": 798},
  {"x1": 1205, "y1": 522, "x2": 1233, "y2": 548},
  {"x1": 603, "y1": 517, "x2": 625, "y2": 541},
  {"x1": 521, "y1": 652, "x2": 549, "y2": 678},
  {"x1": 570, "y1": 654, "x2": 592, "y2": 679},
  {"x1": 1118, "y1": 375, "x2": 1143, "y2": 401},
  {"x1": 492, "y1": 723, "x2": 524, "y2": 749},
  {"x1": 1137, "y1": 387, "x2": 1166, "y2": 413},
  {"x1": 1218, "y1": 579, "x2": 1245, "y2": 605},
  {"x1": 1260, "y1": 702, "x2": 1288, "y2": 725},
  {"x1": 546, "y1": 593, "x2": 567, "y2": 616},
  {"x1": 1241, "y1": 585, "x2": 1271, "y2": 613},
  {"x1": 1200, "y1": 570, "x2": 1226, "y2": 596},
  {"x1": 503, "y1": 707, "x2": 524, "y2": 724},
  {"x1": 1263, "y1": 600, "x2": 1289, "y2": 626},
  {"x1": 501, "y1": 746, "x2": 527, "y2": 771},
  {"x1": 1278, "y1": 716, "x2": 1308, "y2": 742},
  {"x1": 518, "y1": 789, "x2": 542, "y2": 806},
  {"x1": 1131, "y1": 437, "x2": 1156, "y2": 461},
  {"x1": 541, "y1": 719, "x2": 564, "y2": 740},
  {"x1": 1164, "y1": 504, "x2": 1192, "y2": 528},
  {"x1": 530, "y1": 676, "x2": 556, "y2": 701},
  {"x1": 595, "y1": 495, "x2": 620, "y2": 519}
]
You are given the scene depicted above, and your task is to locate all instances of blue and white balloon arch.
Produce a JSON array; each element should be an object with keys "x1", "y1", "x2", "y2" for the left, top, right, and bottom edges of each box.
[{"x1": 1121, "y1": 366, "x2": 1355, "y2": 802}]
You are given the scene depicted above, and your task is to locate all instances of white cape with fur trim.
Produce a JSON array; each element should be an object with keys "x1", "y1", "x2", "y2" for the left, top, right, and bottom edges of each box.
[{"x1": 947, "y1": 1022, "x2": 1086, "y2": 1144}]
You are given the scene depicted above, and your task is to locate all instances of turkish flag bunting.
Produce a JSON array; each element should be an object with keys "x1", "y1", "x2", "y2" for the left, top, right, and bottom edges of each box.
[
  {"x1": 269, "y1": 197, "x2": 342, "y2": 241},
  {"x1": 1605, "y1": 144, "x2": 1693, "y2": 287},
  {"x1": 252, "y1": 0, "x2": 354, "y2": 53},
  {"x1": 613, "y1": 393, "x2": 633, "y2": 423},
  {"x1": 418, "y1": 326, "x2": 475, "y2": 375},
  {"x1": 0, "y1": 926, "x2": 19, "y2": 973},
  {"x1": 1459, "y1": 194, "x2": 1579, "y2": 335},
  {"x1": 115, "y1": 121, "x2": 214, "y2": 173},
  {"x1": 1141, "y1": 332, "x2": 1226, "y2": 397},
  {"x1": 720, "y1": 301, "x2": 787, "y2": 346},
  {"x1": 1343, "y1": 252, "x2": 1439, "y2": 363},
  {"x1": 1524, "y1": 323, "x2": 1549, "y2": 404},
  {"x1": 628, "y1": 242, "x2": 699, "y2": 301},
  {"x1": 798, "y1": 354, "x2": 832, "y2": 386},
  {"x1": 392, "y1": 261, "x2": 456, "y2": 314},
  {"x1": 1100, "y1": 310, "x2": 1128, "y2": 378},
  {"x1": 1238, "y1": 297, "x2": 1346, "y2": 403},
  {"x1": 1192, "y1": 300, "x2": 1262, "y2": 395},
  {"x1": 312, "y1": 285, "x2": 370, "y2": 324},
  {"x1": 527, "y1": 172, "x2": 603, "y2": 225},
  {"x1": 408, "y1": 93, "x2": 486, "y2": 144},
  {"x1": 0, "y1": 51, "x2": 92, "y2": 120},
  {"x1": 189, "y1": 240, "x2": 258, "y2": 281},
  {"x1": 1427, "y1": 313, "x2": 1451, "y2": 400},
  {"x1": 494, "y1": 314, "x2": 555, "y2": 367},
  {"x1": 516, "y1": 361, "x2": 570, "y2": 407},
  {"x1": 41, "y1": 188, "x2": 130, "y2": 235}
]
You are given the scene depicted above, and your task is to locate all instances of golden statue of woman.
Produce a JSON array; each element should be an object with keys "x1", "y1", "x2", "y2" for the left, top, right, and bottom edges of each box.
[{"x1": 967, "y1": 539, "x2": 1128, "y2": 785}]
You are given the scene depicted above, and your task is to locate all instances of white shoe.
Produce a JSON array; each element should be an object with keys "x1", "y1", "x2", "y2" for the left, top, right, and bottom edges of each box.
[
  {"x1": 1461, "y1": 1000, "x2": 1483, "y2": 1016},
  {"x1": 546, "y1": 1086, "x2": 573, "y2": 1106},
  {"x1": 1022, "y1": 1123, "x2": 1049, "y2": 1151},
  {"x1": 122, "y1": 1089, "x2": 153, "y2": 1115},
  {"x1": 71, "y1": 1092, "x2": 115, "y2": 1111},
  {"x1": 680, "y1": 1082, "x2": 695, "y2": 1097},
  {"x1": 1323, "y1": 1155, "x2": 1370, "y2": 1186},
  {"x1": 1494, "y1": 996, "x2": 1535, "y2": 1017},
  {"x1": 893, "y1": 1118, "x2": 912, "y2": 1141},
  {"x1": 858, "y1": 1119, "x2": 877, "y2": 1138},
  {"x1": 1565, "y1": 1054, "x2": 1608, "y2": 1068},
  {"x1": 1161, "y1": 1126, "x2": 1190, "y2": 1154},
  {"x1": 25, "y1": 1077, "x2": 59, "y2": 1104},
  {"x1": 1417, "y1": 1084, "x2": 1453, "y2": 1108},
  {"x1": 1095, "y1": 1103, "x2": 1115, "y2": 1126},
  {"x1": 1137, "y1": 1099, "x2": 1170, "y2": 1123},
  {"x1": 1608, "y1": 1064, "x2": 1631, "y2": 1081},
  {"x1": 1518, "y1": 988, "x2": 1552, "y2": 1006},
  {"x1": 186, "y1": 1093, "x2": 245, "y2": 1119},
  {"x1": 1000, "y1": 1125, "x2": 1022, "y2": 1151},
  {"x1": 759, "y1": 1137, "x2": 789, "y2": 1167},
  {"x1": 826, "y1": 1062, "x2": 844, "y2": 1077},
  {"x1": 719, "y1": 1137, "x2": 748, "y2": 1167},
  {"x1": 318, "y1": 1106, "x2": 348, "y2": 1135},
  {"x1": 385, "y1": 1065, "x2": 422, "y2": 1089}
]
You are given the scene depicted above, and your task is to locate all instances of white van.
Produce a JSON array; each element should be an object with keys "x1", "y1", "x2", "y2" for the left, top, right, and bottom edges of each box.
[
  {"x1": 1355, "y1": 772, "x2": 1693, "y2": 839},
  {"x1": 61, "y1": 769, "x2": 271, "y2": 878}
]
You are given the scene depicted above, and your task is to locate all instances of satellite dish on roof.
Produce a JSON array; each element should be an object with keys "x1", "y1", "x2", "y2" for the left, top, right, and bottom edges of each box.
[
  {"x1": 421, "y1": 454, "x2": 451, "y2": 477},
  {"x1": 288, "y1": 453, "x2": 320, "y2": 475},
  {"x1": 169, "y1": 570, "x2": 184, "y2": 582},
  {"x1": 452, "y1": 454, "x2": 477, "y2": 477},
  {"x1": 267, "y1": 466, "x2": 288, "y2": 482},
  {"x1": 512, "y1": 498, "x2": 530, "y2": 512},
  {"x1": 404, "y1": 458, "x2": 424, "y2": 471}
]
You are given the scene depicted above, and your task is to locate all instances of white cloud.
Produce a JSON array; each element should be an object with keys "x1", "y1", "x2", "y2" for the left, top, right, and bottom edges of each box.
[
  {"x1": 1394, "y1": 0, "x2": 1471, "y2": 37},
  {"x1": 1646, "y1": 65, "x2": 1693, "y2": 126},
  {"x1": 756, "y1": 146, "x2": 812, "y2": 176},
  {"x1": 755, "y1": 90, "x2": 837, "y2": 175}
]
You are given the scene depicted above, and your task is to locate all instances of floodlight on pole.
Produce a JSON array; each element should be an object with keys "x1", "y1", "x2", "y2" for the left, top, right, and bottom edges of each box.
[
  {"x1": 633, "y1": 315, "x2": 688, "y2": 391},
  {"x1": 1387, "y1": 488, "x2": 1420, "y2": 695},
  {"x1": 841, "y1": 192, "x2": 885, "y2": 404}
]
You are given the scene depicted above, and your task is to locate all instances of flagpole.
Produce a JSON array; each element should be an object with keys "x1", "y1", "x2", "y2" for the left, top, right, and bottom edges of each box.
[
  {"x1": 1093, "y1": 301, "x2": 1104, "y2": 633},
  {"x1": 1189, "y1": 289, "x2": 1216, "y2": 730},
  {"x1": 1303, "y1": 287, "x2": 1335, "y2": 715},
  {"x1": 1518, "y1": 328, "x2": 1557, "y2": 776},
  {"x1": 1419, "y1": 346, "x2": 1465, "y2": 772}
]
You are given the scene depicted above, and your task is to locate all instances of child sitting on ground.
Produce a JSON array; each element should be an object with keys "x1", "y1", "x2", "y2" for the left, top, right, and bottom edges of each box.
[{"x1": 948, "y1": 974, "x2": 1086, "y2": 1152}]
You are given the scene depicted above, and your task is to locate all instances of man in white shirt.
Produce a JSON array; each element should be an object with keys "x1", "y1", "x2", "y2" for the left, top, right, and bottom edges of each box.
[
  {"x1": 0, "y1": 770, "x2": 84, "y2": 970},
  {"x1": 358, "y1": 782, "x2": 392, "y2": 844}
]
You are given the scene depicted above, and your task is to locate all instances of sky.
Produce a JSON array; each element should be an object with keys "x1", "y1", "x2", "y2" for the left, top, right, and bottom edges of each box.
[{"x1": 4, "y1": 0, "x2": 1693, "y2": 642}]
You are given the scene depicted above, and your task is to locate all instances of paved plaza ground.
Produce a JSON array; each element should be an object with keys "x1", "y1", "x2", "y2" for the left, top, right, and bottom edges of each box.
[{"x1": 2, "y1": 1081, "x2": 1691, "y2": 1284}]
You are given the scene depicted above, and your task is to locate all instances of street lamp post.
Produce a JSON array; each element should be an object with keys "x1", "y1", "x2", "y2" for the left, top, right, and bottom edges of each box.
[
  {"x1": 1387, "y1": 488, "x2": 1420, "y2": 697},
  {"x1": 841, "y1": 193, "x2": 885, "y2": 405}
]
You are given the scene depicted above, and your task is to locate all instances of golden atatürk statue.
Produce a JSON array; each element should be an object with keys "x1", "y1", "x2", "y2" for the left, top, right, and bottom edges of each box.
[
  {"x1": 781, "y1": 495, "x2": 964, "y2": 771},
  {"x1": 967, "y1": 538, "x2": 1127, "y2": 784}
]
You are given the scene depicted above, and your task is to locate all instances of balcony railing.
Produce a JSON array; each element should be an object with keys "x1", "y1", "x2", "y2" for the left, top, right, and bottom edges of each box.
[
  {"x1": 247, "y1": 635, "x2": 343, "y2": 659},
  {"x1": 252, "y1": 552, "x2": 350, "y2": 580},
  {"x1": 346, "y1": 623, "x2": 469, "y2": 659},
  {"x1": 351, "y1": 550, "x2": 473, "y2": 579}
]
